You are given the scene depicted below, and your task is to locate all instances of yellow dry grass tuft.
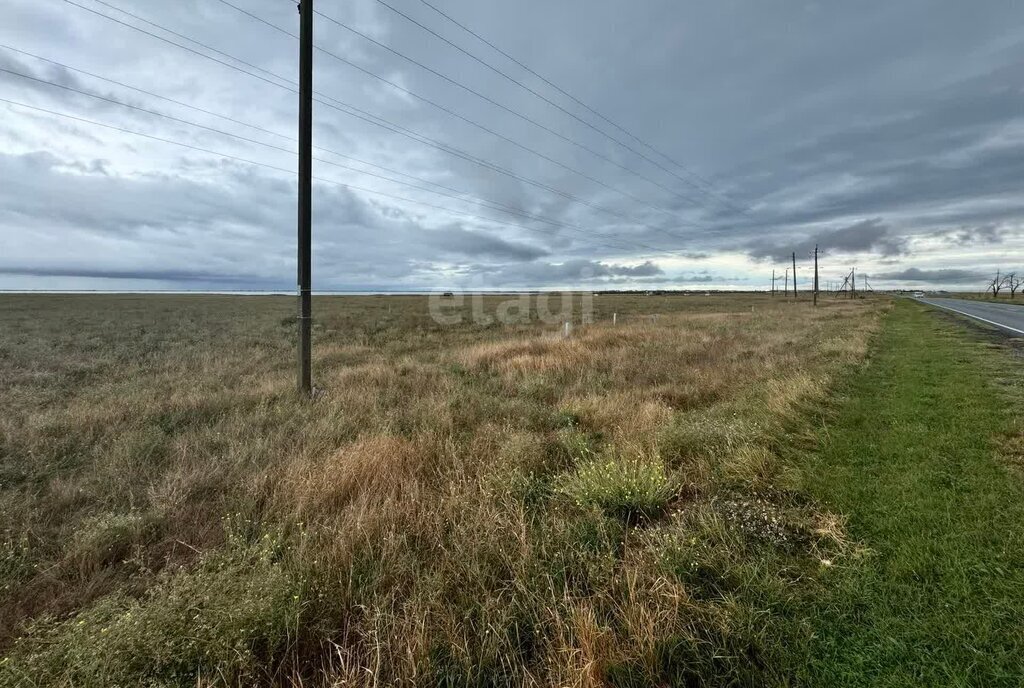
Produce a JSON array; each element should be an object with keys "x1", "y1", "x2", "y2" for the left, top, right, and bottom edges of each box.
[
  {"x1": 284, "y1": 434, "x2": 431, "y2": 519},
  {"x1": 563, "y1": 391, "x2": 674, "y2": 448},
  {"x1": 460, "y1": 336, "x2": 592, "y2": 375}
]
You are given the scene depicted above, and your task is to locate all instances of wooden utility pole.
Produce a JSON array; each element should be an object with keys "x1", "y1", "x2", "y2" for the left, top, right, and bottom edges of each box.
[
  {"x1": 792, "y1": 252, "x2": 797, "y2": 298},
  {"x1": 813, "y1": 245, "x2": 819, "y2": 306},
  {"x1": 851, "y1": 267, "x2": 856, "y2": 299},
  {"x1": 784, "y1": 268, "x2": 789, "y2": 297},
  {"x1": 297, "y1": 0, "x2": 314, "y2": 395},
  {"x1": 772, "y1": 269, "x2": 776, "y2": 296}
]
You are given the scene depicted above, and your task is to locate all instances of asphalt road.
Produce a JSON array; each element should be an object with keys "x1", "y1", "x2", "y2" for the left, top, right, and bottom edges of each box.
[{"x1": 916, "y1": 297, "x2": 1024, "y2": 336}]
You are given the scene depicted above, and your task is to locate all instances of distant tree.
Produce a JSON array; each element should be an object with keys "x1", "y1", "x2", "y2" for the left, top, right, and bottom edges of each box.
[
  {"x1": 987, "y1": 270, "x2": 1005, "y2": 298},
  {"x1": 1007, "y1": 272, "x2": 1022, "y2": 299}
]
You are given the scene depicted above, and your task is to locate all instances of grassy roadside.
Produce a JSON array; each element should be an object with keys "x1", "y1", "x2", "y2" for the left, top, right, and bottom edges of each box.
[
  {"x1": 6, "y1": 294, "x2": 1024, "y2": 685},
  {"x1": 795, "y1": 301, "x2": 1024, "y2": 686},
  {"x1": 0, "y1": 294, "x2": 884, "y2": 686}
]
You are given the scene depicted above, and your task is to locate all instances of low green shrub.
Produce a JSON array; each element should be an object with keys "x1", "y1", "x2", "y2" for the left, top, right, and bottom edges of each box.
[
  {"x1": 558, "y1": 453, "x2": 675, "y2": 521},
  {"x1": 69, "y1": 511, "x2": 161, "y2": 568}
]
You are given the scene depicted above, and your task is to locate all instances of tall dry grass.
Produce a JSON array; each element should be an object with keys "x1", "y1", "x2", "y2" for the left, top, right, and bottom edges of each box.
[{"x1": 0, "y1": 293, "x2": 885, "y2": 686}]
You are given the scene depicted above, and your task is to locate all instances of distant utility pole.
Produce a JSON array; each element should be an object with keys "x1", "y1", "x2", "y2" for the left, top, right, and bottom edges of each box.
[
  {"x1": 784, "y1": 268, "x2": 789, "y2": 297},
  {"x1": 851, "y1": 267, "x2": 856, "y2": 300},
  {"x1": 792, "y1": 252, "x2": 797, "y2": 298},
  {"x1": 813, "y1": 245, "x2": 819, "y2": 306},
  {"x1": 771, "y1": 269, "x2": 776, "y2": 296},
  {"x1": 297, "y1": 0, "x2": 314, "y2": 396}
]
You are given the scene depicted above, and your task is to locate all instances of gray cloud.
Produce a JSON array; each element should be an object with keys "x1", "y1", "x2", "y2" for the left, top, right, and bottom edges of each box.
[
  {"x1": 0, "y1": 265, "x2": 280, "y2": 286},
  {"x1": 746, "y1": 218, "x2": 908, "y2": 262},
  {"x1": 871, "y1": 268, "x2": 989, "y2": 284},
  {"x1": 419, "y1": 225, "x2": 548, "y2": 261},
  {"x1": 0, "y1": 0, "x2": 1022, "y2": 290},
  {"x1": 946, "y1": 224, "x2": 1005, "y2": 246},
  {"x1": 625, "y1": 271, "x2": 722, "y2": 284},
  {"x1": 475, "y1": 259, "x2": 663, "y2": 287}
]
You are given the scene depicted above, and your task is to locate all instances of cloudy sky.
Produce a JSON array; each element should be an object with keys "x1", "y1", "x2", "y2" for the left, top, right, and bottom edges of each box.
[{"x1": 1, "y1": 0, "x2": 1023, "y2": 292}]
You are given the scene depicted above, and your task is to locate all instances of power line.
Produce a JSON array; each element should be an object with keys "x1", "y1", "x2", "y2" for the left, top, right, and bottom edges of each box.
[
  {"x1": 63, "y1": 0, "x2": 294, "y2": 92},
  {"x1": 0, "y1": 46, "x2": 581, "y2": 230},
  {"x1": 310, "y1": 5, "x2": 713, "y2": 208},
  {"x1": 61, "y1": 0, "x2": 733, "y2": 251},
  {"x1": 0, "y1": 44, "x2": 294, "y2": 144},
  {"x1": 321, "y1": 97, "x2": 630, "y2": 220},
  {"x1": 54, "y1": 0, "x2": 732, "y2": 255},
  {"x1": 84, "y1": 0, "x2": 294, "y2": 90},
  {"x1": 2, "y1": 66, "x2": 689, "y2": 255},
  {"x1": 59, "y1": 0, "x2": 642, "y2": 222},
  {"x1": 0, "y1": 97, "x2": 652, "y2": 256},
  {"x1": 410, "y1": 0, "x2": 750, "y2": 213},
  {"x1": 207, "y1": 0, "x2": 694, "y2": 224},
  {"x1": 383, "y1": 0, "x2": 748, "y2": 214},
  {"x1": 63, "y1": 0, "x2": 661, "y2": 225}
]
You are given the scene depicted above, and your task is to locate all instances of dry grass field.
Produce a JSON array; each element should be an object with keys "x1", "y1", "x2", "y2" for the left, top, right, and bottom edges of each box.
[{"x1": 0, "y1": 293, "x2": 885, "y2": 686}]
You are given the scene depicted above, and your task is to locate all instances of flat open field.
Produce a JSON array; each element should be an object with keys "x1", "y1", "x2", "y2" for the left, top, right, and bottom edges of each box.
[{"x1": 1, "y1": 293, "x2": 1022, "y2": 686}]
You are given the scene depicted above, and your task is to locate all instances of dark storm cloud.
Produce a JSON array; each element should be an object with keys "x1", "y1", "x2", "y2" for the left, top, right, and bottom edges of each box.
[
  {"x1": 746, "y1": 219, "x2": 908, "y2": 262},
  {"x1": 629, "y1": 272, "x2": 721, "y2": 284},
  {"x1": 818, "y1": 144, "x2": 1024, "y2": 220},
  {"x1": 720, "y1": 132, "x2": 1024, "y2": 242},
  {"x1": 477, "y1": 259, "x2": 663, "y2": 286},
  {"x1": 944, "y1": 224, "x2": 1005, "y2": 245},
  {"x1": 871, "y1": 268, "x2": 989, "y2": 283},
  {"x1": 783, "y1": 86, "x2": 1024, "y2": 178},
  {"x1": 419, "y1": 225, "x2": 548, "y2": 261}
]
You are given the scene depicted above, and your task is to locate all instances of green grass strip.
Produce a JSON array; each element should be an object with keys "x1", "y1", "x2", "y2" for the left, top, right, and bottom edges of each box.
[{"x1": 798, "y1": 301, "x2": 1024, "y2": 686}]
